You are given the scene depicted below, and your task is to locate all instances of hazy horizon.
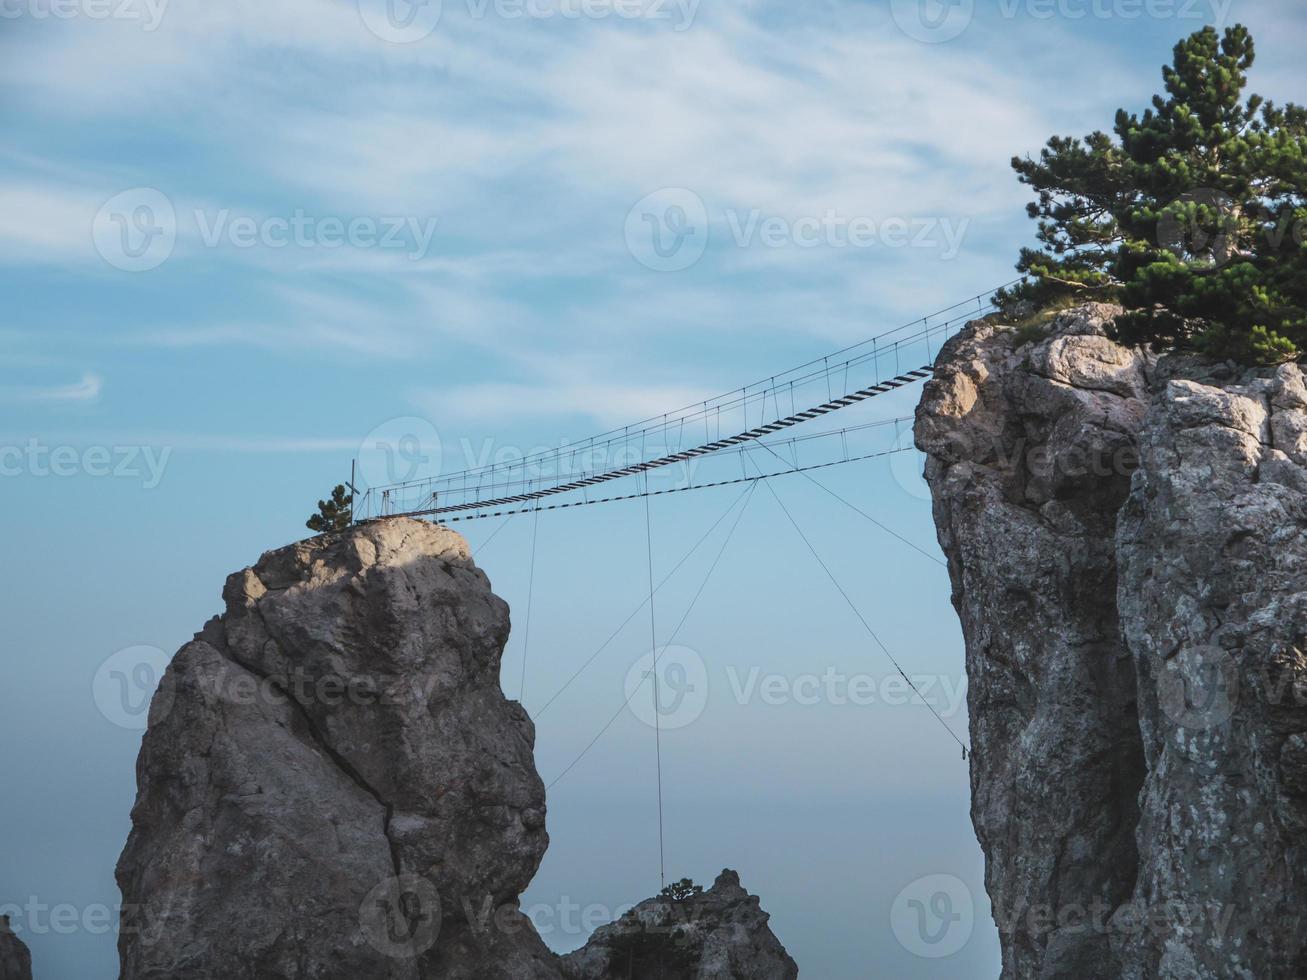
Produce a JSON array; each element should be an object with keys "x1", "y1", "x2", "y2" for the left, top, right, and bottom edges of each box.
[{"x1": 4, "y1": 1, "x2": 1306, "y2": 976}]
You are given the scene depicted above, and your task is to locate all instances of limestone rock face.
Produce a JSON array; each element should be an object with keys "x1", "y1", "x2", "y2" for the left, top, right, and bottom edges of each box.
[
  {"x1": 0, "y1": 917, "x2": 32, "y2": 980},
  {"x1": 916, "y1": 307, "x2": 1307, "y2": 979},
  {"x1": 1114, "y1": 362, "x2": 1307, "y2": 980},
  {"x1": 916, "y1": 306, "x2": 1152, "y2": 979},
  {"x1": 117, "y1": 518, "x2": 796, "y2": 980},
  {"x1": 560, "y1": 871, "x2": 798, "y2": 980},
  {"x1": 117, "y1": 519, "x2": 558, "y2": 980}
]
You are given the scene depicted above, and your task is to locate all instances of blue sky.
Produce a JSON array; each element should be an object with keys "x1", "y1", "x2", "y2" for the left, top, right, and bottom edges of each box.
[{"x1": 3, "y1": 1, "x2": 1306, "y2": 977}]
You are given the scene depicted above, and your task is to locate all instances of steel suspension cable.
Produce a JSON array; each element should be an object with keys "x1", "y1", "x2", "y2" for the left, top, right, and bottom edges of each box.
[
  {"x1": 643, "y1": 472, "x2": 665, "y2": 889},
  {"x1": 365, "y1": 279, "x2": 1023, "y2": 507},
  {"x1": 759, "y1": 478, "x2": 968, "y2": 755},
  {"x1": 396, "y1": 367, "x2": 935, "y2": 519},
  {"x1": 547, "y1": 482, "x2": 759, "y2": 790},
  {"x1": 518, "y1": 504, "x2": 541, "y2": 702},
  {"x1": 534, "y1": 482, "x2": 756, "y2": 717},
  {"x1": 438, "y1": 446, "x2": 917, "y2": 525},
  {"x1": 755, "y1": 441, "x2": 945, "y2": 568}
]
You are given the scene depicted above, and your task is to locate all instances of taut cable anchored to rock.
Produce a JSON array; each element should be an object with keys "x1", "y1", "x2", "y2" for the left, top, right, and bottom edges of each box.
[
  {"x1": 353, "y1": 279, "x2": 1029, "y2": 523},
  {"x1": 916, "y1": 302, "x2": 1307, "y2": 978},
  {"x1": 117, "y1": 520, "x2": 800, "y2": 979},
  {"x1": 319, "y1": 283, "x2": 1044, "y2": 907},
  {"x1": 392, "y1": 367, "x2": 935, "y2": 519}
]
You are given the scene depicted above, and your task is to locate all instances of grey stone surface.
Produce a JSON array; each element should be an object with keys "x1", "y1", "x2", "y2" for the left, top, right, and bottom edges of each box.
[
  {"x1": 117, "y1": 519, "x2": 560, "y2": 980},
  {"x1": 1114, "y1": 361, "x2": 1307, "y2": 980},
  {"x1": 916, "y1": 306, "x2": 1307, "y2": 978},
  {"x1": 117, "y1": 518, "x2": 796, "y2": 979},
  {"x1": 0, "y1": 916, "x2": 32, "y2": 980},
  {"x1": 560, "y1": 871, "x2": 798, "y2": 980}
]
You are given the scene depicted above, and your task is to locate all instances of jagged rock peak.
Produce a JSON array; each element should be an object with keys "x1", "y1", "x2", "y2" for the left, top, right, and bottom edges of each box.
[
  {"x1": 561, "y1": 870, "x2": 798, "y2": 980},
  {"x1": 0, "y1": 916, "x2": 33, "y2": 980},
  {"x1": 117, "y1": 518, "x2": 555, "y2": 979},
  {"x1": 916, "y1": 305, "x2": 1307, "y2": 979},
  {"x1": 116, "y1": 517, "x2": 797, "y2": 979}
]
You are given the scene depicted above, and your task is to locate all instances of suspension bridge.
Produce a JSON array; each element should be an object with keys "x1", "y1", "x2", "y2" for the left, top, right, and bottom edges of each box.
[{"x1": 347, "y1": 279, "x2": 1021, "y2": 887}]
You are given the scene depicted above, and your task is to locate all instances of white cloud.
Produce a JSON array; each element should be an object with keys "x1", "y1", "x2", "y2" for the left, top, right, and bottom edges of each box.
[
  {"x1": 1, "y1": 372, "x2": 104, "y2": 403},
  {"x1": 0, "y1": 0, "x2": 1176, "y2": 381},
  {"x1": 0, "y1": 182, "x2": 101, "y2": 261},
  {"x1": 0, "y1": 430, "x2": 364, "y2": 452},
  {"x1": 411, "y1": 378, "x2": 714, "y2": 428}
]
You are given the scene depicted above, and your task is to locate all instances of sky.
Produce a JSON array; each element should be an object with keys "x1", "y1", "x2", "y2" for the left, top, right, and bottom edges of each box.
[{"x1": 2, "y1": 1, "x2": 1306, "y2": 977}]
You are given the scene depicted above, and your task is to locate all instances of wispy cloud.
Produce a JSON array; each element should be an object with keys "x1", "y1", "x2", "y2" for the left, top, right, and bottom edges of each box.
[
  {"x1": 410, "y1": 379, "x2": 715, "y2": 429},
  {"x1": 1, "y1": 373, "x2": 104, "y2": 403},
  {"x1": 9, "y1": 0, "x2": 1303, "y2": 394},
  {"x1": 0, "y1": 181, "x2": 102, "y2": 262},
  {"x1": 0, "y1": 431, "x2": 364, "y2": 452}
]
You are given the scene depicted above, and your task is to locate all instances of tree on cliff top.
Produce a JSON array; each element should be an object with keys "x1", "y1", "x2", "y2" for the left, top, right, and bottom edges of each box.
[
  {"x1": 997, "y1": 24, "x2": 1307, "y2": 365},
  {"x1": 306, "y1": 484, "x2": 353, "y2": 533}
]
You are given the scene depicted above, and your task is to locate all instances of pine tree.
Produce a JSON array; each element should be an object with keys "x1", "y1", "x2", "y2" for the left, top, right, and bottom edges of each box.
[
  {"x1": 659, "y1": 878, "x2": 703, "y2": 903},
  {"x1": 998, "y1": 25, "x2": 1307, "y2": 365},
  {"x1": 306, "y1": 484, "x2": 353, "y2": 534}
]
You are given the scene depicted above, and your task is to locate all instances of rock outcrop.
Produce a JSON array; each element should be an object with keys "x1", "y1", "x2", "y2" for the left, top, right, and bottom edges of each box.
[
  {"x1": 916, "y1": 305, "x2": 1307, "y2": 978},
  {"x1": 561, "y1": 871, "x2": 799, "y2": 980},
  {"x1": 117, "y1": 518, "x2": 795, "y2": 979},
  {"x1": 0, "y1": 916, "x2": 32, "y2": 980}
]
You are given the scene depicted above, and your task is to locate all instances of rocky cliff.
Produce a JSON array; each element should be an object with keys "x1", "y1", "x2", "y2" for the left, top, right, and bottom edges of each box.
[
  {"x1": 561, "y1": 871, "x2": 798, "y2": 980},
  {"x1": 916, "y1": 305, "x2": 1307, "y2": 979},
  {"x1": 0, "y1": 916, "x2": 32, "y2": 980},
  {"x1": 117, "y1": 518, "x2": 794, "y2": 979}
]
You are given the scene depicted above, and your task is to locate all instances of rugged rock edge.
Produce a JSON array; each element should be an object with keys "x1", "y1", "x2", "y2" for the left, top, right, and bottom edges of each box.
[
  {"x1": 116, "y1": 518, "x2": 796, "y2": 979},
  {"x1": 0, "y1": 916, "x2": 33, "y2": 980},
  {"x1": 915, "y1": 304, "x2": 1307, "y2": 979}
]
